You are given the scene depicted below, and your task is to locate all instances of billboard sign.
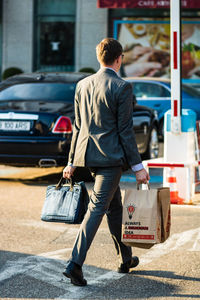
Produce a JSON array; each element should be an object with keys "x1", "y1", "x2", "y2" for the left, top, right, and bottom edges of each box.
[
  {"x1": 115, "y1": 18, "x2": 200, "y2": 82},
  {"x1": 98, "y1": 0, "x2": 200, "y2": 9}
]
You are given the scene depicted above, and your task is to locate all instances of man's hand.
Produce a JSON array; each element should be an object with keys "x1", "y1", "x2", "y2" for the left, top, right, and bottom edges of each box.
[
  {"x1": 135, "y1": 168, "x2": 150, "y2": 185},
  {"x1": 63, "y1": 165, "x2": 76, "y2": 179}
]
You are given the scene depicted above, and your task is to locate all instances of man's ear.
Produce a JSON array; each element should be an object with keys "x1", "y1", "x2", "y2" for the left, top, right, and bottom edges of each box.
[{"x1": 116, "y1": 57, "x2": 120, "y2": 64}]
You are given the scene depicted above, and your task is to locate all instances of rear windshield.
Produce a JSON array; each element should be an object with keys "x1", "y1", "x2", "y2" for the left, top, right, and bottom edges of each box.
[{"x1": 0, "y1": 83, "x2": 76, "y2": 102}]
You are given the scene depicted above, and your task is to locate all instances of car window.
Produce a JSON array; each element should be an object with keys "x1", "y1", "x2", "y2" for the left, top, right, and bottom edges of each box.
[
  {"x1": 132, "y1": 82, "x2": 170, "y2": 98},
  {"x1": 182, "y1": 84, "x2": 200, "y2": 98},
  {"x1": 0, "y1": 83, "x2": 76, "y2": 102}
]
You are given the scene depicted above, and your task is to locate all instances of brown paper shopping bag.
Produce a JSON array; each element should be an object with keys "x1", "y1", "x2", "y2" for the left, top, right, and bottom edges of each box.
[{"x1": 121, "y1": 186, "x2": 171, "y2": 249}]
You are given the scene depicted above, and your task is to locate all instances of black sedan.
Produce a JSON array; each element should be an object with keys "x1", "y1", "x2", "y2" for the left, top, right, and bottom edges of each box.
[{"x1": 0, "y1": 72, "x2": 159, "y2": 168}]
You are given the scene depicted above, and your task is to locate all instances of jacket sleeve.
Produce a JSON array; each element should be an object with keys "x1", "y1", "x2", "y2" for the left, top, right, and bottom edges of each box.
[
  {"x1": 117, "y1": 82, "x2": 142, "y2": 167},
  {"x1": 68, "y1": 84, "x2": 81, "y2": 165}
]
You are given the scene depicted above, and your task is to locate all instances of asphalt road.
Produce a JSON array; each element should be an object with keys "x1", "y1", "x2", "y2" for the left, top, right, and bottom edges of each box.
[{"x1": 0, "y1": 165, "x2": 200, "y2": 300}]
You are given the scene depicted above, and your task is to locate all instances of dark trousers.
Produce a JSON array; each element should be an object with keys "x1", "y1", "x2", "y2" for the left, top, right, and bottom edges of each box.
[{"x1": 70, "y1": 166, "x2": 132, "y2": 266}]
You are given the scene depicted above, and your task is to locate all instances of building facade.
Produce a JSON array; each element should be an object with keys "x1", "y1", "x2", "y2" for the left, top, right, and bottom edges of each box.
[
  {"x1": 1, "y1": 0, "x2": 107, "y2": 77},
  {"x1": 1, "y1": 0, "x2": 200, "y2": 83}
]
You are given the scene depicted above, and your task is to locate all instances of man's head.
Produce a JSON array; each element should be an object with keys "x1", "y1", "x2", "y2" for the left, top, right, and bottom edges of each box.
[{"x1": 96, "y1": 38, "x2": 123, "y2": 70}]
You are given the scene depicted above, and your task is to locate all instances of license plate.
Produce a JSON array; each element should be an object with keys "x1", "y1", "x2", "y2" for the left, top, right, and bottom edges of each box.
[{"x1": 0, "y1": 121, "x2": 31, "y2": 131}]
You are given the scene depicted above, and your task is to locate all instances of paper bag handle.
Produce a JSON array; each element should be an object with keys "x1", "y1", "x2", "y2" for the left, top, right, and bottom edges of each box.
[{"x1": 137, "y1": 183, "x2": 150, "y2": 190}]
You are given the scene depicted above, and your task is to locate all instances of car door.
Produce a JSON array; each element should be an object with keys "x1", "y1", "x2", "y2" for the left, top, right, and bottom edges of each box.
[
  {"x1": 182, "y1": 86, "x2": 200, "y2": 121},
  {"x1": 130, "y1": 81, "x2": 171, "y2": 122}
]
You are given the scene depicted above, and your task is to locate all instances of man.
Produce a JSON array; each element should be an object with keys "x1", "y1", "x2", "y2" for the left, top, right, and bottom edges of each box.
[{"x1": 63, "y1": 38, "x2": 150, "y2": 286}]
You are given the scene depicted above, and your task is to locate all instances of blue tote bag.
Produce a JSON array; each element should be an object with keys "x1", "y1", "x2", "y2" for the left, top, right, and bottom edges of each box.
[{"x1": 41, "y1": 177, "x2": 89, "y2": 224}]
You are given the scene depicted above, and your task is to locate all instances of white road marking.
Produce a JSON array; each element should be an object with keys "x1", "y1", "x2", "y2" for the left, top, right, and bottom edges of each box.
[
  {"x1": 0, "y1": 255, "x2": 124, "y2": 299},
  {"x1": 1, "y1": 227, "x2": 200, "y2": 299},
  {"x1": 189, "y1": 229, "x2": 200, "y2": 251},
  {"x1": 0, "y1": 256, "x2": 40, "y2": 282},
  {"x1": 140, "y1": 227, "x2": 200, "y2": 265},
  {"x1": 19, "y1": 220, "x2": 70, "y2": 232},
  {"x1": 58, "y1": 270, "x2": 124, "y2": 299},
  {"x1": 40, "y1": 248, "x2": 73, "y2": 259}
]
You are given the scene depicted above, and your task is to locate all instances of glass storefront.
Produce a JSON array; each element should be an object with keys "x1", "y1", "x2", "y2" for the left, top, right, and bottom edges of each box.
[{"x1": 35, "y1": 0, "x2": 76, "y2": 72}]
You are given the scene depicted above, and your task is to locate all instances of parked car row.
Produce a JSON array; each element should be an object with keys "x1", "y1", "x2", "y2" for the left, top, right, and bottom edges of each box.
[
  {"x1": 0, "y1": 72, "x2": 159, "y2": 169},
  {"x1": 124, "y1": 77, "x2": 200, "y2": 138}
]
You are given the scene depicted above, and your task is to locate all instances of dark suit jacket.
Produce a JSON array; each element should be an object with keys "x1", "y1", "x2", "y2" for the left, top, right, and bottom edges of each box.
[{"x1": 68, "y1": 68, "x2": 142, "y2": 168}]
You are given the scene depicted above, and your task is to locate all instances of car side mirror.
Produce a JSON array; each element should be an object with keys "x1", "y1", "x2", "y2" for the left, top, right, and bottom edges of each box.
[{"x1": 132, "y1": 94, "x2": 137, "y2": 106}]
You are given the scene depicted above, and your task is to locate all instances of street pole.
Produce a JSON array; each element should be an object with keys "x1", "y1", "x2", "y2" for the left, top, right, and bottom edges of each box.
[
  {"x1": 170, "y1": 0, "x2": 182, "y2": 134},
  {"x1": 163, "y1": 0, "x2": 197, "y2": 203}
]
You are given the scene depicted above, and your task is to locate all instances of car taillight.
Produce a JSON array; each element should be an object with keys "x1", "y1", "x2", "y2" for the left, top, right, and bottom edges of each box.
[{"x1": 52, "y1": 116, "x2": 72, "y2": 133}]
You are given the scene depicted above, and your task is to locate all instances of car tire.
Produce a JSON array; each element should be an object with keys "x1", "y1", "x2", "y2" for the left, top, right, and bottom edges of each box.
[
  {"x1": 142, "y1": 126, "x2": 159, "y2": 160},
  {"x1": 159, "y1": 119, "x2": 164, "y2": 141}
]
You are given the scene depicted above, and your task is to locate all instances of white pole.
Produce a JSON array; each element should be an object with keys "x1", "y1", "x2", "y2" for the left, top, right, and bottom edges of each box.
[
  {"x1": 164, "y1": 1, "x2": 197, "y2": 203},
  {"x1": 170, "y1": 0, "x2": 182, "y2": 134}
]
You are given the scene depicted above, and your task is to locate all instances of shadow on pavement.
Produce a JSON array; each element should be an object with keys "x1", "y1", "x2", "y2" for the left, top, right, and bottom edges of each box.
[
  {"x1": 131, "y1": 269, "x2": 200, "y2": 282},
  {"x1": 0, "y1": 166, "x2": 94, "y2": 185},
  {"x1": 0, "y1": 250, "x2": 199, "y2": 299}
]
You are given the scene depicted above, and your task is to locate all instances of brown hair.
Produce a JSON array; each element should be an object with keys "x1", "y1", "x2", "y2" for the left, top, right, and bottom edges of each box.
[{"x1": 96, "y1": 38, "x2": 123, "y2": 65}]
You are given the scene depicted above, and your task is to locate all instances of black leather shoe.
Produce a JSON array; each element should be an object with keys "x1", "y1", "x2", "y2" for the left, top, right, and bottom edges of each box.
[
  {"x1": 63, "y1": 261, "x2": 87, "y2": 286},
  {"x1": 118, "y1": 256, "x2": 139, "y2": 273}
]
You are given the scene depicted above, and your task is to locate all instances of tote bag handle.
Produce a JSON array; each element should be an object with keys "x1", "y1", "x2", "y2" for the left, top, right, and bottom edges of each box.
[{"x1": 55, "y1": 177, "x2": 74, "y2": 191}]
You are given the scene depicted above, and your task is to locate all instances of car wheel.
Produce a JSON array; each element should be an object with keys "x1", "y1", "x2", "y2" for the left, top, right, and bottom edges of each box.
[
  {"x1": 142, "y1": 126, "x2": 159, "y2": 160},
  {"x1": 159, "y1": 119, "x2": 164, "y2": 141}
]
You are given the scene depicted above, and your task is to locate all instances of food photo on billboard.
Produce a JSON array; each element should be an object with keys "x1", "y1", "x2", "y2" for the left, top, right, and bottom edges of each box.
[{"x1": 116, "y1": 18, "x2": 200, "y2": 81}]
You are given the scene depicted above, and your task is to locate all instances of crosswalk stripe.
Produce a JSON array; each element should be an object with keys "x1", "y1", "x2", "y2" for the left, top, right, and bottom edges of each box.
[{"x1": 1, "y1": 227, "x2": 199, "y2": 299}]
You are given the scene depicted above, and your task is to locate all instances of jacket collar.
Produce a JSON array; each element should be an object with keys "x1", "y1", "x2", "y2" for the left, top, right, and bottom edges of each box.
[{"x1": 97, "y1": 67, "x2": 119, "y2": 78}]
